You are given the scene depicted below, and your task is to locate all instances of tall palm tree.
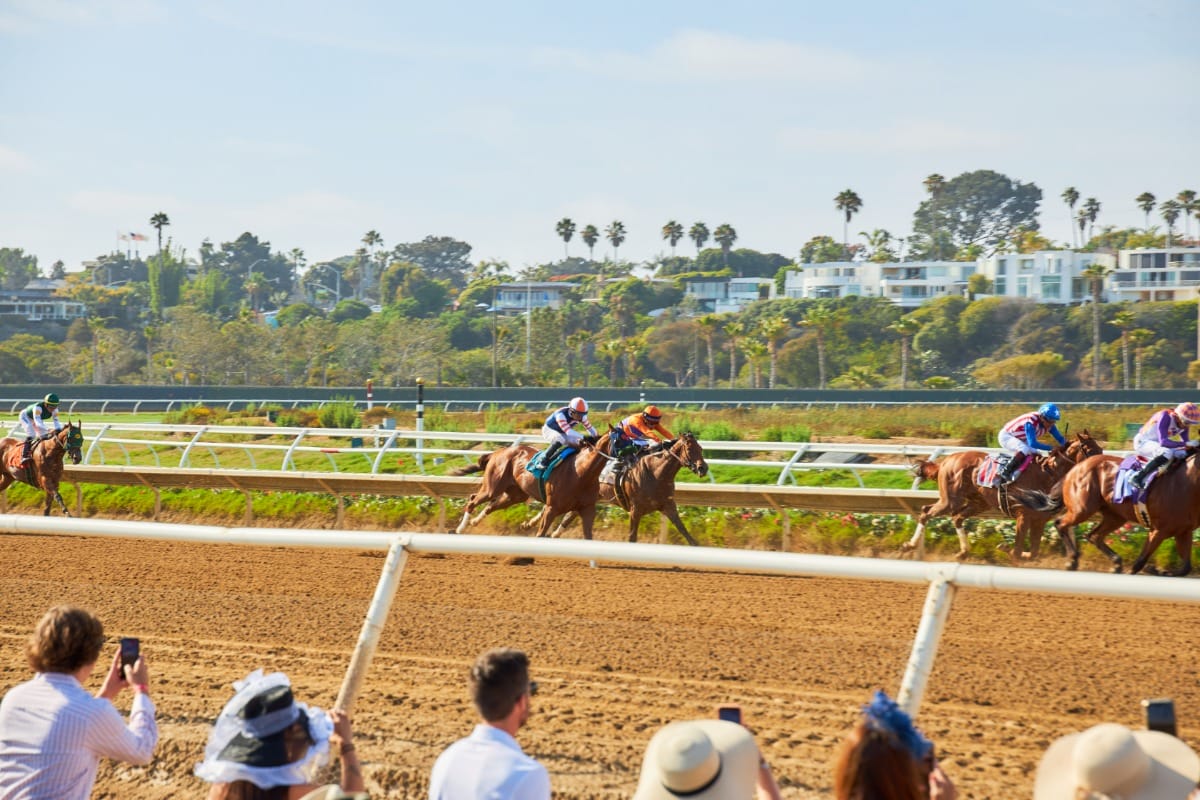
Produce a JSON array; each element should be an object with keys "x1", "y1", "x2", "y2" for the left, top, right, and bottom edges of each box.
[
  {"x1": 361, "y1": 230, "x2": 383, "y2": 297},
  {"x1": 1178, "y1": 190, "x2": 1197, "y2": 240},
  {"x1": 689, "y1": 222, "x2": 710, "y2": 255},
  {"x1": 740, "y1": 338, "x2": 768, "y2": 388},
  {"x1": 1082, "y1": 197, "x2": 1101, "y2": 243},
  {"x1": 799, "y1": 303, "x2": 839, "y2": 389},
  {"x1": 1062, "y1": 187, "x2": 1080, "y2": 247},
  {"x1": 696, "y1": 314, "x2": 719, "y2": 388},
  {"x1": 1109, "y1": 310, "x2": 1136, "y2": 390},
  {"x1": 1081, "y1": 262, "x2": 1111, "y2": 388},
  {"x1": 555, "y1": 217, "x2": 576, "y2": 259},
  {"x1": 581, "y1": 224, "x2": 599, "y2": 263},
  {"x1": 605, "y1": 221, "x2": 627, "y2": 263},
  {"x1": 1135, "y1": 193, "x2": 1157, "y2": 232},
  {"x1": 887, "y1": 315, "x2": 921, "y2": 389},
  {"x1": 1161, "y1": 200, "x2": 1182, "y2": 247},
  {"x1": 923, "y1": 175, "x2": 945, "y2": 259},
  {"x1": 758, "y1": 315, "x2": 788, "y2": 389},
  {"x1": 723, "y1": 319, "x2": 745, "y2": 387},
  {"x1": 662, "y1": 220, "x2": 684, "y2": 257},
  {"x1": 1127, "y1": 328, "x2": 1154, "y2": 389},
  {"x1": 149, "y1": 212, "x2": 170, "y2": 259},
  {"x1": 834, "y1": 190, "x2": 863, "y2": 258},
  {"x1": 1076, "y1": 209, "x2": 1088, "y2": 250},
  {"x1": 596, "y1": 337, "x2": 623, "y2": 385},
  {"x1": 713, "y1": 223, "x2": 738, "y2": 271}
]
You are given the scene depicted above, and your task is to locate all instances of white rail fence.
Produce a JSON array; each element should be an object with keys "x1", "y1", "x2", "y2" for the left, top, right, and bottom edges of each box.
[{"x1": 1, "y1": 515, "x2": 1196, "y2": 720}]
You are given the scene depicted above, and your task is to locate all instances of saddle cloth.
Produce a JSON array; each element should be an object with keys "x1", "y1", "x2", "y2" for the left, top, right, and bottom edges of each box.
[
  {"x1": 1113, "y1": 454, "x2": 1152, "y2": 504},
  {"x1": 974, "y1": 453, "x2": 1033, "y2": 489},
  {"x1": 3, "y1": 446, "x2": 27, "y2": 472},
  {"x1": 526, "y1": 445, "x2": 576, "y2": 481}
]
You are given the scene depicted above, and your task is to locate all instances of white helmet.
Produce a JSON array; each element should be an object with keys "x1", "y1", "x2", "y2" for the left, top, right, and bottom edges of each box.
[{"x1": 568, "y1": 397, "x2": 588, "y2": 418}]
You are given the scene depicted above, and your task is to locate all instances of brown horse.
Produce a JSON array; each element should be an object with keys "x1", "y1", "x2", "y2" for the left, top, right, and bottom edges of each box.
[
  {"x1": 902, "y1": 432, "x2": 1102, "y2": 560},
  {"x1": 1014, "y1": 451, "x2": 1200, "y2": 575},
  {"x1": 546, "y1": 432, "x2": 710, "y2": 545},
  {"x1": 0, "y1": 421, "x2": 84, "y2": 516},
  {"x1": 451, "y1": 436, "x2": 613, "y2": 539}
]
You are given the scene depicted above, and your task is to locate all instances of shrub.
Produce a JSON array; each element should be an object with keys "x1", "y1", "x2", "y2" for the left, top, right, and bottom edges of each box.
[
  {"x1": 959, "y1": 426, "x2": 995, "y2": 447},
  {"x1": 317, "y1": 401, "x2": 361, "y2": 429},
  {"x1": 276, "y1": 409, "x2": 320, "y2": 428},
  {"x1": 362, "y1": 406, "x2": 394, "y2": 427},
  {"x1": 761, "y1": 424, "x2": 812, "y2": 442}
]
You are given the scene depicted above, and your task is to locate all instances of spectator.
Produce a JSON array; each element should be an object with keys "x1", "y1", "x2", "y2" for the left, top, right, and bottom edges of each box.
[
  {"x1": 429, "y1": 647, "x2": 549, "y2": 800},
  {"x1": 632, "y1": 719, "x2": 783, "y2": 800},
  {"x1": 833, "y1": 690, "x2": 956, "y2": 800},
  {"x1": 195, "y1": 669, "x2": 365, "y2": 800},
  {"x1": 1034, "y1": 722, "x2": 1200, "y2": 799},
  {"x1": 0, "y1": 605, "x2": 158, "y2": 800}
]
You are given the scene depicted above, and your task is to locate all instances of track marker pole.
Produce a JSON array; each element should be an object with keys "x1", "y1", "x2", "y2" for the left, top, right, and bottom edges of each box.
[
  {"x1": 896, "y1": 574, "x2": 956, "y2": 718},
  {"x1": 336, "y1": 538, "x2": 408, "y2": 714}
]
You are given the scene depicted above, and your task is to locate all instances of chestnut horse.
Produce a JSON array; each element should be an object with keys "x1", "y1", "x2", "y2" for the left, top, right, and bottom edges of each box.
[
  {"x1": 0, "y1": 421, "x2": 84, "y2": 516},
  {"x1": 546, "y1": 432, "x2": 710, "y2": 545},
  {"x1": 1014, "y1": 451, "x2": 1200, "y2": 576},
  {"x1": 902, "y1": 432, "x2": 1102, "y2": 560},
  {"x1": 451, "y1": 436, "x2": 613, "y2": 539}
]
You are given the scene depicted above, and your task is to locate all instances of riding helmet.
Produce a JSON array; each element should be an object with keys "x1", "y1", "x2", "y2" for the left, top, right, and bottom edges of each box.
[
  {"x1": 1174, "y1": 402, "x2": 1200, "y2": 425},
  {"x1": 643, "y1": 405, "x2": 662, "y2": 422},
  {"x1": 568, "y1": 397, "x2": 588, "y2": 418},
  {"x1": 43, "y1": 393, "x2": 60, "y2": 406},
  {"x1": 1037, "y1": 402, "x2": 1060, "y2": 421}
]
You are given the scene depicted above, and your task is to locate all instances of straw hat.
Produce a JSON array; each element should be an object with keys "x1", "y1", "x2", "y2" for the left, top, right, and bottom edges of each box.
[
  {"x1": 633, "y1": 720, "x2": 760, "y2": 800},
  {"x1": 1034, "y1": 723, "x2": 1200, "y2": 799}
]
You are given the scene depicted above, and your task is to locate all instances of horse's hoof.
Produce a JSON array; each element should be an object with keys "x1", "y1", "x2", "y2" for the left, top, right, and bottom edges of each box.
[
  {"x1": 955, "y1": 550, "x2": 969, "y2": 561},
  {"x1": 899, "y1": 542, "x2": 916, "y2": 552},
  {"x1": 1065, "y1": 560, "x2": 1078, "y2": 571},
  {"x1": 1112, "y1": 564, "x2": 1124, "y2": 574}
]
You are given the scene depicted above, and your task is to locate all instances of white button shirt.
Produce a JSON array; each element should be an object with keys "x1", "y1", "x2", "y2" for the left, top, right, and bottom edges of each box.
[
  {"x1": 0, "y1": 672, "x2": 158, "y2": 800},
  {"x1": 429, "y1": 724, "x2": 550, "y2": 800}
]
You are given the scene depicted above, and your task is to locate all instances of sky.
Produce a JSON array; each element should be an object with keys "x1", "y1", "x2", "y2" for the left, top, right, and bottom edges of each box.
[{"x1": 1, "y1": 0, "x2": 1198, "y2": 275}]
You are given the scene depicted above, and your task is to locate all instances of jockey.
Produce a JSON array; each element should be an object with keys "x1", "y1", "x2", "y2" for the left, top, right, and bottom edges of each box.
[
  {"x1": 616, "y1": 405, "x2": 675, "y2": 463},
  {"x1": 996, "y1": 402, "x2": 1066, "y2": 484},
  {"x1": 1129, "y1": 401, "x2": 1200, "y2": 489},
  {"x1": 18, "y1": 393, "x2": 62, "y2": 466},
  {"x1": 540, "y1": 396, "x2": 597, "y2": 465}
]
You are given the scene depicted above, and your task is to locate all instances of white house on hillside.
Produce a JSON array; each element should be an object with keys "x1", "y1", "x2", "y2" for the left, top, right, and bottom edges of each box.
[{"x1": 1107, "y1": 246, "x2": 1200, "y2": 303}]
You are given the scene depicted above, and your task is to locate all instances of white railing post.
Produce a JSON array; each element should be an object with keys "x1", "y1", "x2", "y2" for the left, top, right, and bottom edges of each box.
[
  {"x1": 896, "y1": 573, "x2": 957, "y2": 718},
  {"x1": 83, "y1": 423, "x2": 112, "y2": 465},
  {"x1": 335, "y1": 538, "x2": 409, "y2": 714}
]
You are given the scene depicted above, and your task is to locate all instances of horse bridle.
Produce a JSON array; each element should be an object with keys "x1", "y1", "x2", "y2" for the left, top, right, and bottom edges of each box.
[{"x1": 663, "y1": 436, "x2": 705, "y2": 474}]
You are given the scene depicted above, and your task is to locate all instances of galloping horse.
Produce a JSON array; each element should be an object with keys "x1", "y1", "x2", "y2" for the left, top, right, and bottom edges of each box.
[
  {"x1": 451, "y1": 436, "x2": 613, "y2": 539},
  {"x1": 1013, "y1": 451, "x2": 1200, "y2": 575},
  {"x1": 902, "y1": 432, "x2": 1102, "y2": 560},
  {"x1": 547, "y1": 432, "x2": 710, "y2": 545},
  {"x1": 0, "y1": 421, "x2": 84, "y2": 516}
]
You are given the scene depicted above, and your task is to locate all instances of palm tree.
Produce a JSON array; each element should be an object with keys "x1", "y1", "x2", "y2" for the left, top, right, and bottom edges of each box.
[
  {"x1": 555, "y1": 217, "x2": 576, "y2": 259},
  {"x1": 596, "y1": 337, "x2": 623, "y2": 386},
  {"x1": 888, "y1": 315, "x2": 921, "y2": 389},
  {"x1": 696, "y1": 314, "x2": 719, "y2": 388},
  {"x1": 1062, "y1": 187, "x2": 1080, "y2": 247},
  {"x1": 713, "y1": 224, "x2": 738, "y2": 271},
  {"x1": 834, "y1": 190, "x2": 863, "y2": 258},
  {"x1": 740, "y1": 338, "x2": 768, "y2": 388},
  {"x1": 723, "y1": 319, "x2": 745, "y2": 387},
  {"x1": 1082, "y1": 197, "x2": 1101, "y2": 243},
  {"x1": 1161, "y1": 200, "x2": 1182, "y2": 247},
  {"x1": 1178, "y1": 190, "x2": 1197, "y2": 240},
  {"x1": 1081, "y1": 262, "x2": 1111, "y2": 388},
  {"x1": 662, "y1": 220, "x2": 684, "y2": 257},
  {"x1": 605, "y1": 221, "x2": 627, "y2": 263},
  {"x1": 149, "y1": 212, "x2": 170, "y2": 259},
  {"x1": 361, "y1": 230, "x2": 383, "y2": 297},
  {"x1": 1135, "y1": 192, "x2": 1157, "y2": 231},
  {"x1": 799, "y1": 303, "x2": 839, "y2": 389},
  {"x1": 923, "y1": 175, "x2": 945, "y2": 259},
  {"x1": 1076, "y1": 209, "x2": 1088, "y2": 249},
  {"x1": 581, "y1": 224, "x2": 599, "y2": 263},
  {"x1": 1109, "y1": 310, "x2": 1136, "y2": 390},
  {"x1": 689, "y1": 222, "x2": 710, "y2": 255},
  {"x1": 859, "y1": 229, "x2": 894, "y2": 263},
  {"x1": 1127, "y1": 328, "x2": 1154, "y2": 389},
  {"x1": 758, "y1": 315, "x2": 788, "y2": 389}
]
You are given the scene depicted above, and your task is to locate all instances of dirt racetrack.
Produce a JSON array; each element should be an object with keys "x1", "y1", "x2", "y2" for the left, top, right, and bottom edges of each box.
[{"x1": 1, "y1": 531, "x2": 1198, "y2": 799}]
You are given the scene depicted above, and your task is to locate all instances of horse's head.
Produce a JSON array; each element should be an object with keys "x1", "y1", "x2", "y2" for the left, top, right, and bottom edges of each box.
[
  {"x1": 1064, "y1": 430, "x2": 1102, "y2": 462},
  {"x1": 670, "y1": 432, "x2": 708, "y2": 477},
  {"x1": 61, "y1": 421, "x2": 83, "y2": 465}
]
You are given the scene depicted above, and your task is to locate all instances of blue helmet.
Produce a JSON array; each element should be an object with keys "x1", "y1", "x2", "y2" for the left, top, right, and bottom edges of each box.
[{"x1": 1038, "y1": 402, "x2": 1061, "y2": 421}]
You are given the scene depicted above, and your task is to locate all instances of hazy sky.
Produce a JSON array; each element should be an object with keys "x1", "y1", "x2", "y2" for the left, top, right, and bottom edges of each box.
[{"x1": 1, "y1": 0, "x2": 1197, "y2": 274}]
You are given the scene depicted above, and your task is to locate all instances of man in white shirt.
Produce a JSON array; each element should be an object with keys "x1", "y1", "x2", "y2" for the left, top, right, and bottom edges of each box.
[
  {"x1": 0, "y1": 606, "x2": 158, "y2": 800},
  {"x1": 429, "y1": 647, "x2": 549, "y2": 800}
]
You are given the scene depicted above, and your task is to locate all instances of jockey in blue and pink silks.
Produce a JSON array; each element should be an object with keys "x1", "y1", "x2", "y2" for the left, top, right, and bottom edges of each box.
[
  {"x1": 996, "y1": 403, "x2": 1067, "y2": 484},
  {"x1": 540, "y1": 396, "x2": 597, "y2": 466},
  {"x1": 1129, "y1": 402, "x2": 1200, "y2": 490}
]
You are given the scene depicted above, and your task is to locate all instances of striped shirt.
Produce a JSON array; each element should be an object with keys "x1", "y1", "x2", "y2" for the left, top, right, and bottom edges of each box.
[{"x1": 0, "y1": 672, "x2": 158, "y2": 800}]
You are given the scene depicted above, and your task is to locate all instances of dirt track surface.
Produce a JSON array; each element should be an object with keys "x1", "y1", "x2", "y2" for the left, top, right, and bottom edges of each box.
[{"x1": 1, "y1": 533, "x2": 1198, "y2": 799}]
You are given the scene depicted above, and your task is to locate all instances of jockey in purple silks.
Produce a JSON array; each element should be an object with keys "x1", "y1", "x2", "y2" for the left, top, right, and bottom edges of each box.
[
  {"x1": 1130, "y1": 402, "x2": 1200, "y2": 490},
  {"x1": 996, "y1": 403, "x2": 1066, "y2": 484}
]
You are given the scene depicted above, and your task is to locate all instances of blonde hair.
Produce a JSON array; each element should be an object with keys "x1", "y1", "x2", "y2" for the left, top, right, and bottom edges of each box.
[{"x1": 26, "y1": 605, "x2": 105, "y2": 674}]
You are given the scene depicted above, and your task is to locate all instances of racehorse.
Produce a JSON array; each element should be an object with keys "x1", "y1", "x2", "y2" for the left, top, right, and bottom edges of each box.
[
  {"x1": 902, "y1": 432, "x2": 1102, "y2": 561},
  {"x1": 451, "y1": 435, "x2": 613, "y2": 539},
  {"x1": 0, "y1": 421, "x2": 84, "y2": 516},
  {"x1": 1013, "y1": 451, "x2": 1200, "y2": 575},
  {"x1": 546, "y1": 432, "x2": 710, "y2": 545}
]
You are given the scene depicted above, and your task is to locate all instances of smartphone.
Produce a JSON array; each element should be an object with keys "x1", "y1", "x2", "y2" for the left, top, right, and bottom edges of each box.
[
  {"x1": 717, "y1": 704, "x2": 742, "y2": 725},
  {"x1": 119, "y1": 637, "x2": 139, "y2": 676},
  {"x1": 1143, "y1": 698, "x2": 1177, "y2": 737}
]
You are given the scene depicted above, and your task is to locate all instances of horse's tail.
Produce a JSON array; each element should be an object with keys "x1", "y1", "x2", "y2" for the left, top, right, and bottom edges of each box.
[
  {"x1": 910, "y1": 460, "x2": 940, "y2": 482},
  {"x1": 1011, "y1": 483, "x2": 1065, "y2": 514},
  {"x1": 450, "y1": 451, "x2": 491, "y2": 476}
]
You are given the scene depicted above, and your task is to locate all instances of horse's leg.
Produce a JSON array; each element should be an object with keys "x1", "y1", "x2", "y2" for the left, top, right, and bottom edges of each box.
[
  {"x1": 952, "y1": 515, "x2": 970, "y2": 560},
  {"x1": 53, "y1": 490, "x2": 70, "y2": 516},
  {"x1": 660, "y1": 503, "x2": 698, "y2": 546},
  {"x1": 1084, "y1": 512, "x2": 1128, "y2": 573},
  {"x1": 1056, "y1": 519, "x2": 1081, "y2": 571},
  {"x1": 1131, "y1": 527, "x2": 1176, "y2": 575},
  {"x1": 43, "y1": 489, "x2": 52, "y2": 516},
  {"x1": 902, "y1": 502, "x2": 943, "y2": 551},
  {"x1": 1165, "y1": 530, "x2": 1193, "y2": 577},
  {"x1": 550, "y1": 511, "x2": 575, "y2": 539},
  {"x1": 578, "y1": 504, "x2": 597, "y2": 541}
]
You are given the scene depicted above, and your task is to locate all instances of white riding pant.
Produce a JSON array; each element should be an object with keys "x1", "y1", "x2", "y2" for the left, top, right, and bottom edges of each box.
[
  {"x1": 541, "y1": 424, "x2": 583, "y2": 448},
  {"x1": 1134, "y1": 441, "x2": 1185, "y2": 461},
  {"x1": 998, "y1": 430, "x2": 1037, "y2": 458},
  {"x1": 17, "y1": 412, "x2": 45, "y2": 439}
]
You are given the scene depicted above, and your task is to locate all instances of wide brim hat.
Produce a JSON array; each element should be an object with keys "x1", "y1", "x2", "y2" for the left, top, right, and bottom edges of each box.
[
  {"x1": 194, "y1": 670, "x2": 333, "y2": 788},
  {"x1": 633, "y1": 720, "x2": 759, "y2": 800},
  {"x1": 1034, "y1": 723, "x2": 1200, "y2": 800}
]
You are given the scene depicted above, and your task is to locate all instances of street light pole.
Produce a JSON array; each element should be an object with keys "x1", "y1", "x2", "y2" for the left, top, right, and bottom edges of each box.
[
  {"x1": 491, "y1": 285, "x2": 498, "y2": 388},
  {"x1": 245, "y1": 257, "x2": 268, "y2": 310}
]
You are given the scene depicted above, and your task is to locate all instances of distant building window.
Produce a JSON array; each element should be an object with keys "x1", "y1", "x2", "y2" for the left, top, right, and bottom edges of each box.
[
  {"x1": 1115, "y1": 272, "x2": 1136, "y2": 284},
  {"x1": 1019, "y1": 258, "x2": 1034, "y2": 272},
  {"x1": 1040, "y1": 276, "x2": 1061, "y2": 298},
  {"x1": 996, "y1": 259, "x2": 1007, "y2": 275},
  {"x1": 994, "y1": 277, "x2": 1007, "y2": 294}
]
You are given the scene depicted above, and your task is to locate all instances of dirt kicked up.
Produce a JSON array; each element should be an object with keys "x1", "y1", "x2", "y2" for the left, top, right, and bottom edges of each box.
[{"x1": 0, "y1": 533, "x2": 1197, "y2": 799}]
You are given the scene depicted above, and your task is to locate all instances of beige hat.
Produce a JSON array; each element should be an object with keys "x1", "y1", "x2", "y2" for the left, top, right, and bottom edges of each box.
[
  {"x1": 1034, "y1": 723, "x2": 1200, "y2": 799},
  {"x1": 633, "y1": 720, "x2": 759, "y2": 800}
]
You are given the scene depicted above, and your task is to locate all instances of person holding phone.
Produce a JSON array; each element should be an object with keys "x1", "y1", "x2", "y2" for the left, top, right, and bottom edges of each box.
[{"x1": 0, "y1": 605, "x2": 158, "y2": 800}]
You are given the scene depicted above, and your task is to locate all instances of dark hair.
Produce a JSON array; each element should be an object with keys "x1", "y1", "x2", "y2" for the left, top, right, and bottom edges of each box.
[
  {"x1": 834, "y1": 719, "x2": 928, "y2": 800},
  {"x1": 470, "y1": 648, "x2": 530, "y2": 722},
  {"x1": 209, "y1": 782, "x2": 290, "y2": 800},
  {"x1": 26, "y1": 605, "x2": 105, "y2": 674}
]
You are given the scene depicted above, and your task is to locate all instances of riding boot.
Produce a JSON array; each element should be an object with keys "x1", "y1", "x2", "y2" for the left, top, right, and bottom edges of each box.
[
  {"x1": 998, "y1": 452, "x2": 1026, "y2": 484},
  {"x1": 20, "y1": 437, "x2": 33, "y2": 467},
  {"x1": 1130, "y1": 454, "x2": 1169, "y2": 490},
  {"x1": 543, "y1": 441, "x2": 562, "y2": 466}
]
